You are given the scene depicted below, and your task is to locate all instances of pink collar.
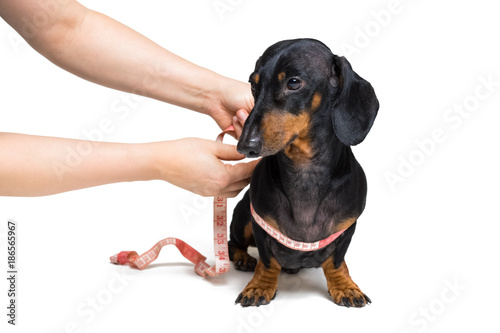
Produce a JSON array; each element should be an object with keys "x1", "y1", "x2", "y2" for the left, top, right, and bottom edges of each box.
[{"x1": 250, "y1": 203, "x2": 346, "y2": 252}]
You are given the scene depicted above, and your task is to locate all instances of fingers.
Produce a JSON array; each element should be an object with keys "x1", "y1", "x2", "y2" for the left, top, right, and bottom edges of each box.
[
  {"x1": 225, "y1": 159, "x2": 259, "y2": 184},
  {"x1": 237, "y1": 109, "x2": 249, "y2": 124},
  {"x1": 213, "y1": 159, "x2": 258, "y2": 198},
  {"x1": 214, "y1": 142, "x2": 246, "y2": 161},
  {"x1": 223, "y1": 178, "x2": 251, "y2": 192},
  {"x1": 212, "y1": 142, "x2": 258, "y2": 198},
  {"x1": 218, "y1": 178, "x2": 251, "y2": 198},
  {"x1": 233, "y1": 116, "x2": 243, "y2": 139},
  {"x1": 232, "y1": 109, "x2": 249, "y2": 139},
  {"x1": 219, "y1": 190, "x2": 245, "y2": 198}
]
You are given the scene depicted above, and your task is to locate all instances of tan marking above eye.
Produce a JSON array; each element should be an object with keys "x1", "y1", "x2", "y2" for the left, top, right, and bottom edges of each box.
[
  {"x1": 253, "y1": 73, "x2": 260, "y2": 84},
  {"x1": 311, "y1": 92, "x2": 322, "y2": 111},
  {"x1": 278, "y1": 72, "x2": 286, "y2": 82}
]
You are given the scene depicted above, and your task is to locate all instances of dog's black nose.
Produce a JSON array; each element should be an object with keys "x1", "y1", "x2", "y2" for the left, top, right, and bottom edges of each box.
[{"x1": 237, "y1": 137, "x2": 262, "y2": 158}]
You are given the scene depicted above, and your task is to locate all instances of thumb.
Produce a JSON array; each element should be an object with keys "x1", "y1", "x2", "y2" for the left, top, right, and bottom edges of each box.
[{"x1": 215, "y1": 142, "x2": 246, "y2": 161}]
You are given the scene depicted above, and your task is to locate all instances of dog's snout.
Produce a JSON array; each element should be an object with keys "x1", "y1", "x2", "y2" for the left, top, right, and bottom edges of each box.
[{"x1": 237, "y1": 137, "x2": 262, "y2": 158}]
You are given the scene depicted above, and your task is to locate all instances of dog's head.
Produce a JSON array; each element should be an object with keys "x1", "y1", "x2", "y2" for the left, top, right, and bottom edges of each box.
[{"x1": 237, "y1": 38, "x2": 379, "y2": 161}]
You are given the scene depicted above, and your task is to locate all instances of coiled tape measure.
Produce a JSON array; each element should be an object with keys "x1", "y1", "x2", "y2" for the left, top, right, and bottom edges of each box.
[{"x1": 110, "y1": 127, "x2": 234, "y2": 277}]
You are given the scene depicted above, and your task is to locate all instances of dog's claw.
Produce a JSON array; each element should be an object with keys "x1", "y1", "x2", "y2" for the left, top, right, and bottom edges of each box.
[
  {"x1": 241, "y1": 296, "x2": 255, "y2": 307},
  {"x1": 235, "y1": 289, "x2": 277, "y2": 307},
  {"x1": 352, "y1": 296, "x2": 364, "y2": 307},
  {"x1": 328, "y1": 287, "x2": 370, "y2": 308},
  {"x1": 341, "y1": 297, "x2": 352, "y2": 307},
  {"x1": 257, "y1": 296, "x2": 268, "y2": 307}
]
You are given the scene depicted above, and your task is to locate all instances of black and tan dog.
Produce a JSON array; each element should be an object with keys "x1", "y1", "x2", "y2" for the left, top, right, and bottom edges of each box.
[{"x1": 229, "y1": 38, "x2": 379, "y2": 307}]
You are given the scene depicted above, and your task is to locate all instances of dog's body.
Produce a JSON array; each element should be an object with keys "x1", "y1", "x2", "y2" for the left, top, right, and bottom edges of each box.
[{"x1": 229, "y1": 39, "x2": 379, "y2": 307}]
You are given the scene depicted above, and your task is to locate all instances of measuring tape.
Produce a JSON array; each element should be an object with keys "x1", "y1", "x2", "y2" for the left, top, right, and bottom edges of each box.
[{"x1": 110, "y1": 126, "x2": 235, "y2": 278}]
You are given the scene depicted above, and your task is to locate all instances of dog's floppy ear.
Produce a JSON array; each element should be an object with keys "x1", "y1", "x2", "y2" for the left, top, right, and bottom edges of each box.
[{"x1": 330, "y1": 56, "x2": 379, "y2": 146}]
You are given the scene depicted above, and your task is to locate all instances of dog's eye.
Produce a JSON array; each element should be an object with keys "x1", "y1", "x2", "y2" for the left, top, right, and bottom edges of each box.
[{"x1": 287, "y1": 78, "x2": 302, "y2": 90}]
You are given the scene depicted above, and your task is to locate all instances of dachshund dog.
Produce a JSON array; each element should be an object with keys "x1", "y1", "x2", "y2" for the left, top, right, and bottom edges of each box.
[{"x1": 229, "y1": 38, "x2": 379, "y2": 307}]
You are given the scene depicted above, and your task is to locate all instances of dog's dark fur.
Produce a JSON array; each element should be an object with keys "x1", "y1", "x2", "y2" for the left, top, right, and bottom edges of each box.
[{"x1": 229, "y1": 38, "x2": 379, "y2": 307}]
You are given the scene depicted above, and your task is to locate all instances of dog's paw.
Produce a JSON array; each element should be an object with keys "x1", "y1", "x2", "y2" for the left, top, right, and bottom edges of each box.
[
  {"x1": 328, "y1": 287, "x2": 371, "y2": 308},
  {"x1": 231, "y1": 248, "x2": 257, "y2": 272},
  {"x1": 235, "y1": 287, "x2": 277, "y2": 307},
  {"x1": 235, "y1": 256, "x2": 257, "y2": 271}
]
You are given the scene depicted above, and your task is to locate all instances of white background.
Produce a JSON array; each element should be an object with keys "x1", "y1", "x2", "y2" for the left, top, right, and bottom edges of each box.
[{"x1": 1, "y1": 0, "x2": 499, "y2": 332}]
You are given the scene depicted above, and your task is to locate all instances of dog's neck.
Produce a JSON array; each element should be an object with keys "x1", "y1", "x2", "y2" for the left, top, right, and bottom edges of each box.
[{"x1": 273, "y1": 120, "x2": 352, "y2": 225}]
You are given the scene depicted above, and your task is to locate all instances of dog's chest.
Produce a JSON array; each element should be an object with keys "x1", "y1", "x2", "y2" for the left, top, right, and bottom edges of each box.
[
  {"x1": 251, "y1": 156, "x2": 350, "y2": 243},
  {"x1": 281, "y1": 193, "x2": 338, "y2": 242},
  {"x1": 277, "y1": 171, "x2": 341, "y2": 242}
]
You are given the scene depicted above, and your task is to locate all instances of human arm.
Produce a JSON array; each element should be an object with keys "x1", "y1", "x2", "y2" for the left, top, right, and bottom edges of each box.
[
  {"x1": 0, "y1": 0, "x2": 253, "y2": 133},
  {"x1": 0, "y1": 133, "x2": 257, "y2": 197}
]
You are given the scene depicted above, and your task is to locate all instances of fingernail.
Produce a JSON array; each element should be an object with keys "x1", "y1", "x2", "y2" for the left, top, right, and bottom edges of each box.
[
  {"x1": 237, "y1": 110, "x2": 248, "y2": 122},
  {"x1": 233, "y1": 116, "x2": 239, "y2": 125}
]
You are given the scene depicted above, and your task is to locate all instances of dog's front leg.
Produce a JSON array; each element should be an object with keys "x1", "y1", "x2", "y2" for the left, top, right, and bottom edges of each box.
[
  {"x1": 235, "y1": 257, "x2": 281, "y2": 307},
  {"x1": 322, "y1": 257, "x2": 371, "y2": 307}
]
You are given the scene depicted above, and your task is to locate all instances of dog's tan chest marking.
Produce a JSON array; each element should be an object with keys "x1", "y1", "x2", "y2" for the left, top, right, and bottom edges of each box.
[
  {"x1": 243, "y1": 221, "x2": 255, "y2": 246},
  {"x1": 261, "y1": 214, "x2": 281, "y2": 231},
  {"x1": 334, "y1": 217, "x2": 357, "y2": 234}
]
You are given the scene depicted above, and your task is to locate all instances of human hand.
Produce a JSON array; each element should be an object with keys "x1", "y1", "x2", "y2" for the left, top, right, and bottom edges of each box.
[
  {"x1": 149, "y1": 137, "x2": 258, "y2": 197},
  {"x1": 206, "y1": 78, "x2": 254, "y2": 138}
]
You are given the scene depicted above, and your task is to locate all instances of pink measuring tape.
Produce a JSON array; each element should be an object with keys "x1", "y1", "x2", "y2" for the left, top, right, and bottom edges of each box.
[
  {"x1": 110, "y1": 126, "x2": 235, "y2": 278},
  {"x1": 250, "y1": 203, "x2": 346, "y2": 251}
]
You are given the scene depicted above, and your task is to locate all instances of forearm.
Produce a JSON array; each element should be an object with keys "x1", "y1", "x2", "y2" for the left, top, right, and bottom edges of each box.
[
  {"x1": 0, "y1": 0, "x2": 225, "y2": 114},
  {"x1": 0, "y1": 133, "x2": 256, "y2": 198},
  {"x1": 0, "y1": 133, "x2": 155, "y2": 196},
  {"x1": 46, "y1": 7, "x2": 224, "y2": 114}
]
